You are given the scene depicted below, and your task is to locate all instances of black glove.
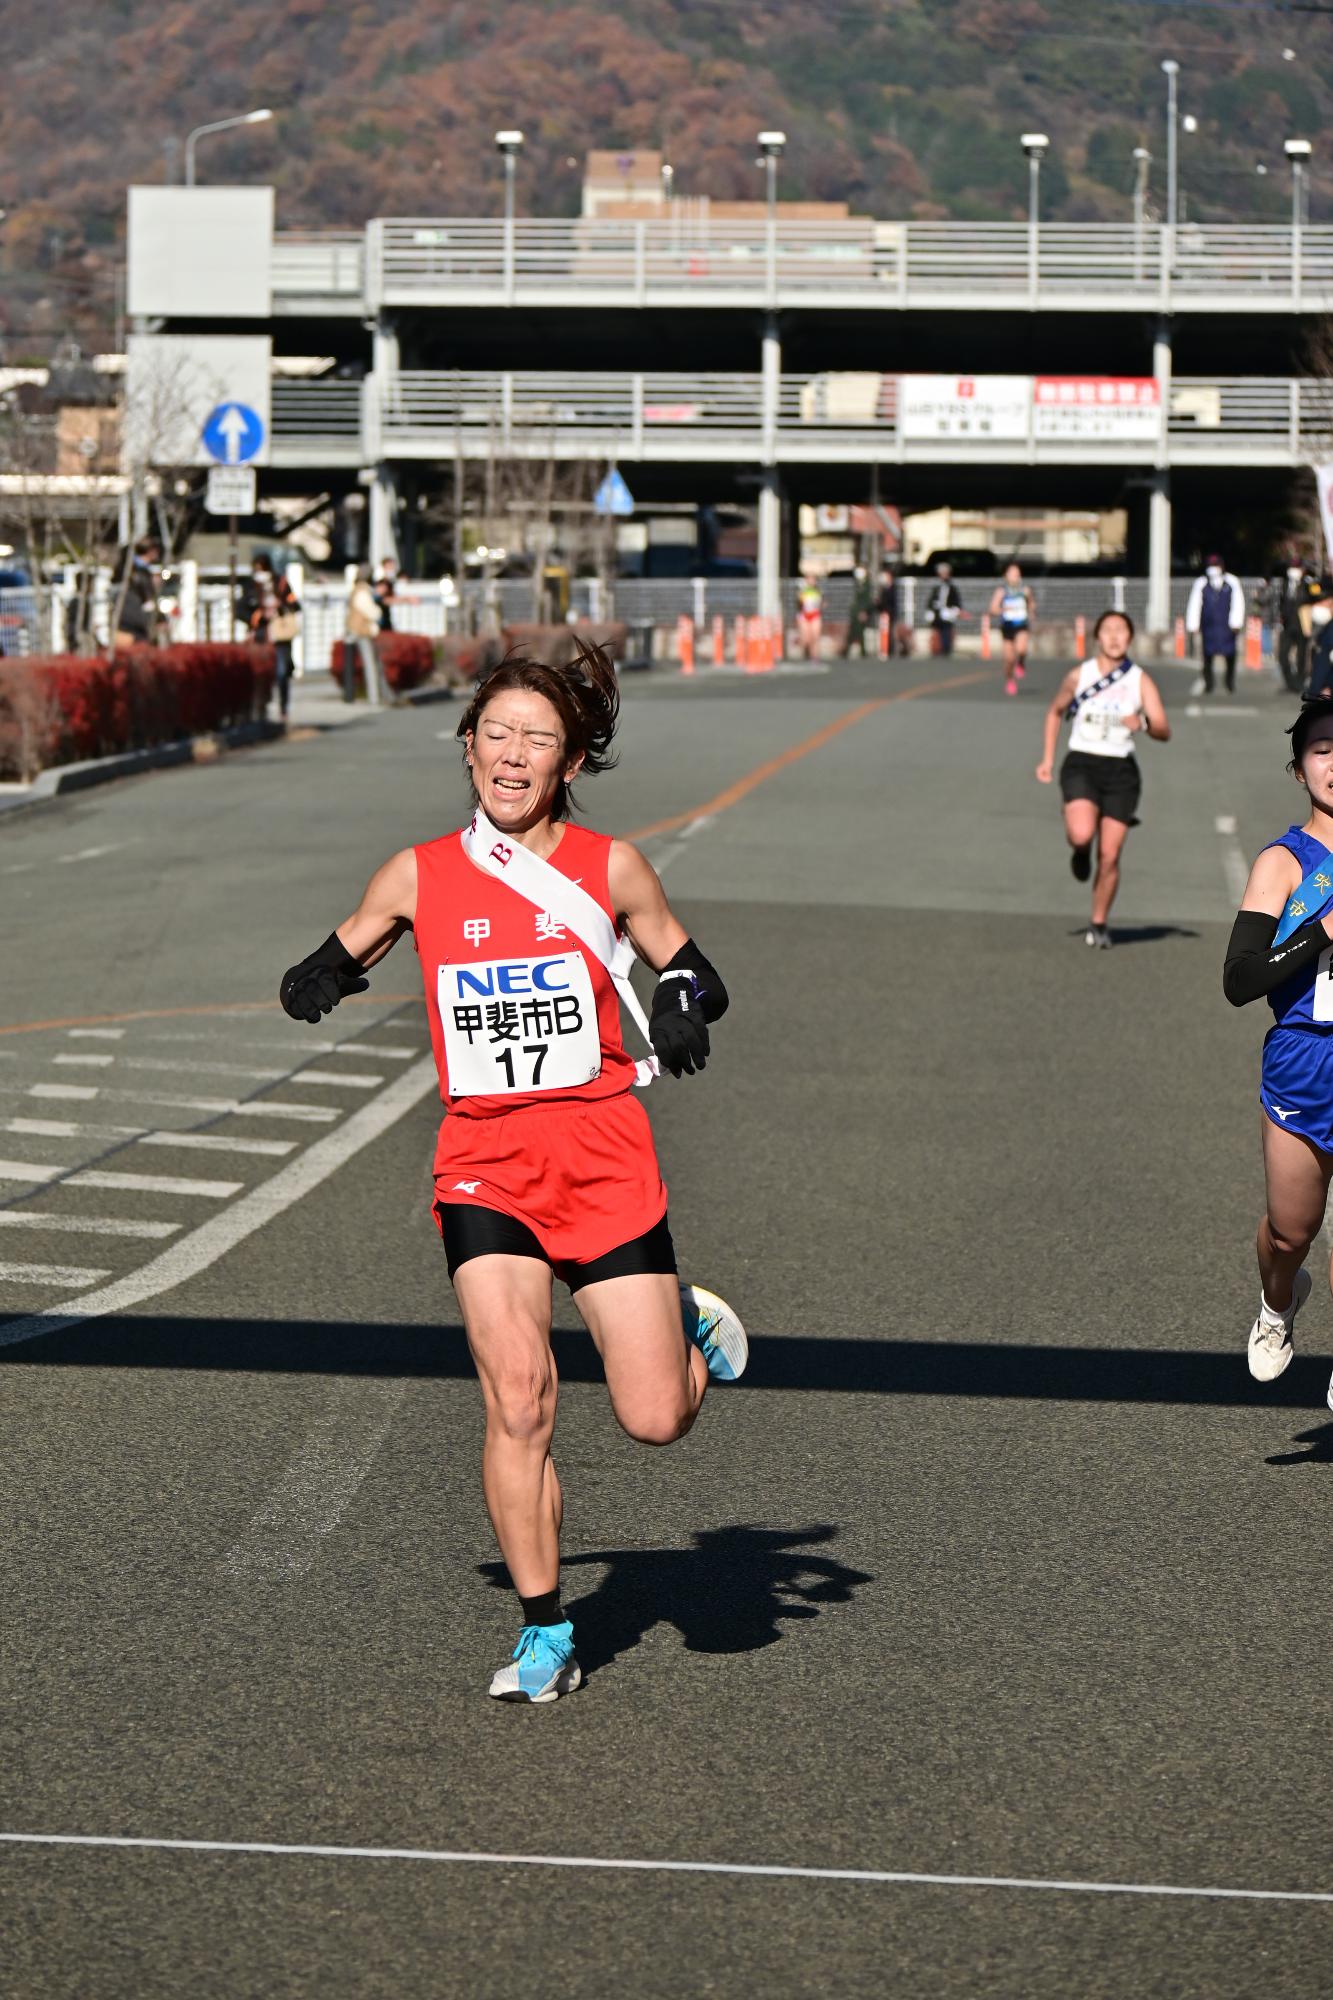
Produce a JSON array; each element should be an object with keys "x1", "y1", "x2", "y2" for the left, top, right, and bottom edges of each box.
[
  {"x1": 650, "y1": 970, "x2": 710, "y2": 1077},
  {"x1": 280, "y1": 932, "x2": 370, "y2": 1023}
]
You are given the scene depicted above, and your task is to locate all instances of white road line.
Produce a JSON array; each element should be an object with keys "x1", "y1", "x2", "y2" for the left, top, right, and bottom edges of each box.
[
  {"x1": 337, "y1": 1044, "x2": 416, "y2": 1059},
  {"x1": 136, "y1": 1132, "x2": 295, "y2": 1158},
  {"x1": 1, "y1": 1119, "x2": 146, "y2": 1140},
  {"x1": 0, "y1": 1832, "x2": 1327, "y2": 1906},
  {"x1": 0, "y1": 1260, "x2": 111, "y2": 1288},
  {"x1": 72, "y1": 1170, "x2": 242, "y2": 1198},
  {"x1": 131, "y1": 1032, "x2": 419, "y2": 1061},
  {"x1": 0, "y1": 1261, "x2": 110, "y2": 1288},
  {"x1": 649, "y1": 814, "x2": 715, "y2": 877},
  {"x1": 67, "y1": 1027, "x2": 126, "y2": 1040},
  {"x1": 0, "y1": 1213, "x2": 180, "y2": 1241},
  {"x1": 220, "y1": 1379, "x2": 408, "y2": 1582},
  {"x1": 1214, "y1": 813, "x2": 1250, "y2": 905},
  {"x1": 52, "y1": 1054, "x2": 115, "y2": 1068},
  {"x1": 54, "y1": 842, "x2": 133, "y2": 864},
  {"x1": 0, "y1": 1054, "x2": 438, "y2": 1348},
  {"x1": 294, "y1": 1070, "x2": 383, "y2": 1089},
  {"x1": 25, "y1": 1083, "x2": 339, "y2": 1123},
  {"x1": 0, "y1": 1162, "x2": 241, "y2": 1198},
  {"x1": 122, "y1": 1057, "x2": 288, "y2": 1082},
  {"x1": 1185, "y1": 704, "x2": 1260, "y2": 718}
]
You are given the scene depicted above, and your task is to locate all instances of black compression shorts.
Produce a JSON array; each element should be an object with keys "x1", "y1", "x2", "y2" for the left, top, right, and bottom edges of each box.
[
  {"x1": 1001, "y1": 621, "x2": 1029, "y2": 642},
  {"x1": 1059, "y1": 749, "x2": 1141, "y2": 826},
  {"x1": 435, "y1": 1202, "x2": 677, "y2": 1292}
]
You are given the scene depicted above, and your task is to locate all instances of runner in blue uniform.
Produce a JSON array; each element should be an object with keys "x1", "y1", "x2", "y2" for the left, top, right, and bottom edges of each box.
[
  {"x1": 1224, "y1": 698, "x2": 1333, "y2": 1400},
  {"x1": 989, "y1": 562, "x2": 1034, "y2": 697}
]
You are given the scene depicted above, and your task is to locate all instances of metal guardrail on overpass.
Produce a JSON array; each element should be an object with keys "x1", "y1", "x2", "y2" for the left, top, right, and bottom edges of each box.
[
  {"x1": 271, "y1": 372, "x2": 1333, "y2": 468},
  {"x1": 301, "y1": 218, "x2": 1333, "y2": 314}
]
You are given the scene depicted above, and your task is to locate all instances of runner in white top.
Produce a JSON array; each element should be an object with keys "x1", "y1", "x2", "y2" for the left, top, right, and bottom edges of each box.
[{"x1": 1036, "y1": 610, "x2": 1170, "y2": 947}]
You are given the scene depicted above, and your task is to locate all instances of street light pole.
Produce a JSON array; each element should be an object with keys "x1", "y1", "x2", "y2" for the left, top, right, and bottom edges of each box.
[
  {"x1": 1021, "y1": 134, "x2": 1048, "y2": 309},
  {"x1": 183, "y1": 108, "x2": 274, "y2": 188},
  {"x1": 1161, "y1": 59, "x2": 1180, "y2": 275},
  {"x1": 495, "y1": 130, "x2": 524, "y2": 299},
  {"x1": 757, "y1": 130, "x2": 785, "y2": 305},
  {"x1": 1132, "y1": 146, "x2": 1151, "y2": 284},
  {"x1": 1285, "y1": 138, "x2": 1312, "y2": 307}
]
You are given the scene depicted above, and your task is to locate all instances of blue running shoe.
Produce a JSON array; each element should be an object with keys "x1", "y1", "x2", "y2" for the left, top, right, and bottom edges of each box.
[
  {"x1": 488, "y1": 1621, "x2": 580, "y2": 1703},
  {"x1": 680, "y1": 1281, "x2": 748, "y2": 1383}
]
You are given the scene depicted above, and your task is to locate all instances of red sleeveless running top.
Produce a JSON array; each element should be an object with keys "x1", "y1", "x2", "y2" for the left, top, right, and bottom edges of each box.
[{"x1": 414, "y1": 822, "x2": 637, "y2": 1120}]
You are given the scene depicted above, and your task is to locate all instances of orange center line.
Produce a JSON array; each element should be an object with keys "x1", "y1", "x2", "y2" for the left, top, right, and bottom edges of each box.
[{"x1": 624, "y1": 668, "x2": 989, "y2": 840}]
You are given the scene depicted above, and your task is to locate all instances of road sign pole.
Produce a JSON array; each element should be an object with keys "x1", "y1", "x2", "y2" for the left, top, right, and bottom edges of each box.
[{"x1": 228, "y1": 516, "x2": 238, "y2": 643}]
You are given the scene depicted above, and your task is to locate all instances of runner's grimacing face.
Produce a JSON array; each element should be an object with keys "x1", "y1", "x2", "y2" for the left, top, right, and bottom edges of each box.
[
  {"x1": 1097, "y1": 617, "x2": 1131, "y2": 664},
  {"x1": 467, "y1": 690, "x2": 584, "y2": 828},
  {"x1": 1298, "y1": 733, "x2": 1333, "y2": 812}
]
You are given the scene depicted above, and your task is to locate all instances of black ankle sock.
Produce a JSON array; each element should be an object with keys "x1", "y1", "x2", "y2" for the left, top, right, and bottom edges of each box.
[{"x1": 519, "y1": 1589, "x2": 564, "y2": 1628}]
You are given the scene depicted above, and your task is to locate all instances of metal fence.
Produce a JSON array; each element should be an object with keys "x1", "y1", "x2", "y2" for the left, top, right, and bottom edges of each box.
[{"x1": 272, "y1": 369, "x2": 1333, "y2": 464}]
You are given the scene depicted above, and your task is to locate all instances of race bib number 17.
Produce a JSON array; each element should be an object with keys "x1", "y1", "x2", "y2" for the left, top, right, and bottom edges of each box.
[{"x1": 440, "y1": 953, "x2": 601, "y2": 1096}]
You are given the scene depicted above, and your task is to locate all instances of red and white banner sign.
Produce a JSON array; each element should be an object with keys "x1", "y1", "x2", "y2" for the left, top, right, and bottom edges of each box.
[{"x1": 1033, "y1": 377, "x2": 1161, "y2": 441}]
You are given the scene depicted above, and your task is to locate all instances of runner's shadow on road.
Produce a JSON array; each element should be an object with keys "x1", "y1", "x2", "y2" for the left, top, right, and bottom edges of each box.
[
  {"x1": 479, "y1": 1523, "x2": 873, "y2": 1677},
  {"x1": 1066, "y1": 925, "x2": 1199, "y2": 947},
  {"x1": 1267, "y1": 1421, "x2": 1333, "y2": 1466}
]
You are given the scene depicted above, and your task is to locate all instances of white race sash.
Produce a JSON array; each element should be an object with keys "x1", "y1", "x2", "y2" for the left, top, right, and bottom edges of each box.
[{"x1": 460, "y1": 808, "x2": 659, "y2": 1086}]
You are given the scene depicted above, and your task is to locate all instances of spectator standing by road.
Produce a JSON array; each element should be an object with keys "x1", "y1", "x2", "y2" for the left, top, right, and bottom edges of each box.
[
  {"x1": 874, "y1": 561, "x2": 900, "y2": 654},
  {"x1": 344, "y1": 566, "x2": 384, "y2": 707},
  {"x1": 1306, "y1": 575, "x2": 1333, "y2": 700},
  {"x1": 267, "y1": 569, "x2": 301, "y2": 722},
  {"x1": 1271, "y1": 557, "x2": 1318, "y2": 695},
  {"x1": 927, "y1": 562, "x2": 963, "y2": 657},
  {"x1": 373, "y1": 555, "x2": 417, "y2": 633},
  {"x1": 244, "y1": 555, "x2": 279, "y2": 643},
  {"x1": 839, "y1": 565, "x2": 875, "y2": 658},
  {"x1": 1186, "y1": 554, "x2": 1245, "y2": 696},
  {"x1": 114, "y1": 537, "x2": 161, "y2": 650}
]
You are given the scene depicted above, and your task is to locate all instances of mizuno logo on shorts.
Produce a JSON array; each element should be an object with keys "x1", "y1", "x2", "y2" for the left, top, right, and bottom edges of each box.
[{"x1": 1271, "y1": 1107, "x2": 1296, "y2": 1122}]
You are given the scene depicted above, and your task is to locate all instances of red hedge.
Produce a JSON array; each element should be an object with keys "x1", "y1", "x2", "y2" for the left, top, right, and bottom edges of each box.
[
  {"x1": 0, "y1": 643, "x2": 274, "y2": 778},
  {"x1": 329, "y1": 632, "x2": 434, "y2": 693}
]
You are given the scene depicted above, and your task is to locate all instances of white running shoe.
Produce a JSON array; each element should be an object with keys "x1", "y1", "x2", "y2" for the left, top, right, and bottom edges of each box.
[
  {"x1": 1248, "y1": 1267, "x2": 1311, "y2": 1382},
  {"x1": 680, "y1": 1281, "x2": 749, "y2": 1382}
]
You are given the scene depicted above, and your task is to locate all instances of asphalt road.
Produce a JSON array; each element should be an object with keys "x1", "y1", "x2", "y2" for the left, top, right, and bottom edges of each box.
[{"x1": 2, "y1": 655, "x2": 1330, "y2": 1999}]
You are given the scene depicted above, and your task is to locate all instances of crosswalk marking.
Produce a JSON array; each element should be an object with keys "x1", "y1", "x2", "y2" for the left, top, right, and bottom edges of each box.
[
  {"x1": 0, "y1": 1213, "x2": 181, "y2": 1241},
  {"x1": 52, "y1": 1054, "x2": 115, "y2": 1068},
  {"x1": 122, "y1": 1057, "x2": 289, "y2": 1082},
  {"x1": 72, "y1": 1170, "x2": 243, "y2": 1198},
  {"x1": 2, "y1": 1118, "x2": 147, "y2": 1139},
  {"x1": 67, "y1": 1028, "x2": 126, "y2": 1041},
  {"x1": 294, "y1": 1071, "x2": 383, "y2": 1089},
  {"x1": 25, "y1": 1083, "x2": 338, "y2": 1122},
  {"x1": 0, "y1": 1261, "x2": 110, "y2": 1288},
  {"x1": 0, "y1": 1161, "x2": 241, "y2": 1198},
  {"x1": 137, "y1": 1132, "x2": 296, "y2": 1158},
  {"x1": 337, "y1": 1044, "x2": 416, "y2": 1060}
]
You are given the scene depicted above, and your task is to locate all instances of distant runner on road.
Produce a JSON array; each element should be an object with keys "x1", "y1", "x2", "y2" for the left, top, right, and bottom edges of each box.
[
  {"x1": 989, "y1": 562, "x2": 1034, "y2": 697},
  {"x1": 1223, "y1": 697, "x2": 1333, "y2": 1400},
  {"x1": 278, "y1": 641, "x2": 746, "y2": 1703},
  {"x1": 1036, "y1": 610, "x2": 1170, "y2": 948}
]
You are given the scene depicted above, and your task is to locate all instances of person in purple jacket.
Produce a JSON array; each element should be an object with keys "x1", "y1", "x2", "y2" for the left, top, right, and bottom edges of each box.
[{"x1": 1186, "y1": 555, "x2": 1245, "y2": 696}]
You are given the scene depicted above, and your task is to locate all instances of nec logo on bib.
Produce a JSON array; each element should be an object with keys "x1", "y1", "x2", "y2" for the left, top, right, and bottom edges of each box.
[{"x1": 439, "y1": 952, "x2": 600, "y2": 1096}]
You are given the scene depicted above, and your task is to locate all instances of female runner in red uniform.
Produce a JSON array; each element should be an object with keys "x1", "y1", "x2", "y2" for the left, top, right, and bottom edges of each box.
[{"x1": 279, "y1": 642, "x2": 745, "y2": 1701}]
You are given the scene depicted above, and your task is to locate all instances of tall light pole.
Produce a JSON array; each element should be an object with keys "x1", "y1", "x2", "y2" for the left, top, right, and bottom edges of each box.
[
  {"x1": 495, "y1": 129, "x2": 524, "y2": 296},
  {"x1": 1021, "y1": 133, "x2": 1048, "y2": 309},
  {"x1": 757, "y1": 129, "x2": 785, "y2": 304},
  {"x1": 183, "y1": 108, "x2": 273, "y2": 187},
  {"x1": 1132, "y1": 145, "x2": 1151, "y2": 283},
  {"x1": 1286, "y1": 137, "x2": 1312, "y2": 306},
  {"x1": 1161, "y1": 60, "x2": 1180, "y2": 246}
]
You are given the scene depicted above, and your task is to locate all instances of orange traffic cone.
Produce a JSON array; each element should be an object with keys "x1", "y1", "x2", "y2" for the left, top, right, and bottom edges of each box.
[
  {"x1": 1174, "y1": 616, "x2": 1187, "y2": 660},
  {"x1": 677, "y1": 614, "x2": 695, "y2": 674},
  {"x1": 1074, "y1": 613, "x2": 1086, "y2": 659},
  {"x1": 1244, "y1": 615, "x2": 1263, "y2": 671},
  {"x1": 712, "y1": 615, "x2": 725, "y2": 668},
  {"x1": 980, "y1": 614, "x2": 991, "y2": 661}
]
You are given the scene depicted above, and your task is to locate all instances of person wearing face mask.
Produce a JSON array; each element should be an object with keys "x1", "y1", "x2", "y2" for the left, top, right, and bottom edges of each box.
[
  {"x1": 1223, "y1": 697, "x2": 1333, "y2": 1401},
  {"x1": 1271, "y1": 557, "x2": 1318, "y2": 696},
  {"x1": 1185, "y1": 555, "x2": 1245, "y2": 697}
]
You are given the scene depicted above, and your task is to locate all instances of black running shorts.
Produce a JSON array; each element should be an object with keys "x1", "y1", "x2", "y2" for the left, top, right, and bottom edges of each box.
[
  {"x1": 436, "y1": 1202, "x2": 677, "y2": 1292},
  {"x1": 1059, "y1": 750, "x2": 1141, "y2": 826},
  {"x1": 1001, "y1": 621, "x2": 1028, "y2": 642}
]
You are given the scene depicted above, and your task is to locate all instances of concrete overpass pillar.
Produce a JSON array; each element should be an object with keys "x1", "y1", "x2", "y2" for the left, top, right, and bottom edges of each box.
[
  {"x1": 1147, "y1": 316, "x2": 1173, "y2": 634},
  {"x1": 759, "y1": 313, "x2": 782, "y2": 622},
  {"x1": 369, "y1": 315, "x2": 401, "y2": 568}
]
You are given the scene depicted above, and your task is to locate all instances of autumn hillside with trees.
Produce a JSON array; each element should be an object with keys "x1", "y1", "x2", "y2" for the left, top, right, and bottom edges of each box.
[{"x1": 2, "y1": 0, "x2": 1331, "y2": 351}]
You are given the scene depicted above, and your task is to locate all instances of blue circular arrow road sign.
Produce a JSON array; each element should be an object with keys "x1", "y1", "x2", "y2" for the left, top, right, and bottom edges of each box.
[{"x1": 201, "y1": 401, "x2": 265, "y2": 466}]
